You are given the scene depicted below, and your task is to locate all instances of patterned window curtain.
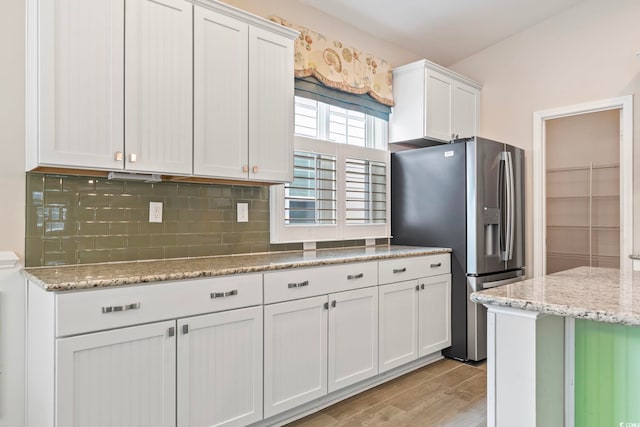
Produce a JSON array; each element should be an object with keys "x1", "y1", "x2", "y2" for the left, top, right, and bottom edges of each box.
[{"x1": 271, "y1": 16, "x2": 394, "y2": 120}]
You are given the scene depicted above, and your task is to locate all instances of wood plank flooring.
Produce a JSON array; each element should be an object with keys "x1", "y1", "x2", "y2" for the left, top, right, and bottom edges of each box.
[{"x1": 286, "y1": 359, "x2": 487, "y2": 427}]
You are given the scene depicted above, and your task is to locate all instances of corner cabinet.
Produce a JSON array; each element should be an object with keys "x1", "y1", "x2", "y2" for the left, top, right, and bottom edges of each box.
[
  {"x1": 27, "y1": 0, "x2": 296, "y2": 183},
  {"x1": 389, "y1": 59, "x2": 481, "y2": 145},
  {"x1": 193, "y1": 5, "x2": 294, "y2": 182}
]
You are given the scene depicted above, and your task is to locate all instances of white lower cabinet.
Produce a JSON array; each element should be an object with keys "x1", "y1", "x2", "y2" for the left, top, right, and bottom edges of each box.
[
  {"x1": 177, "y1": 306, "x2": 263, "y2": 427},
  {"x1": 264, "y1": 295, "x2": 328, "y2": 418},
  {"x1": 56, "y1": 320, "x2": 177, "y2": 427},
  {"x1": 328, "y1": 287, "x2": 379, "y2": 393},
  {"x1": 418, "y1": 274, "x2": 452, "y2": 356},
  {"x1": 264, "y1": 286, "x2": 379, "y2": 418},
  {"x1": 379, "y1": 273, "x2": 452, "y2": 373}
]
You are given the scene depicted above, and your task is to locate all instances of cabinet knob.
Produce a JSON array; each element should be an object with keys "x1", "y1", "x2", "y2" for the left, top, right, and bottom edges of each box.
[
  {"x1": 252, "y1": 166, "x2": 259, "y2": 174},
  {"x1": 130, "y1": 153, "x2": 137, "y2": 163},
  {"x1": 324, "y1": 302, "x2": 329, "y2": 310},
  {"x1": 415, "y1": 285, "x2": 420, "y2": 291},
  {"x1": 182, "y1": 324, "x2": 189, "y2": 335},
  {"x1": 114, "y1": 151, "x2": 123, "y2": 161},
  {"x1": 421, "y1": 284, "x2": 425, "y2": 290},
  {"x1": 331, "y1": 300, "x2": 337, "y2": 308},
  {"x1": 242, "y1": 165, "x2": 249, "y2": 173}
]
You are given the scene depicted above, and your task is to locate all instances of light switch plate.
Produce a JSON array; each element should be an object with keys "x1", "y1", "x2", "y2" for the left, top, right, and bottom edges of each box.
[
  {"x1": 149, "y1": 202, "x2": 163, "y2": 223},
  {"x1": 237, "y1": 203, "x2": 249, "y2": 222}
]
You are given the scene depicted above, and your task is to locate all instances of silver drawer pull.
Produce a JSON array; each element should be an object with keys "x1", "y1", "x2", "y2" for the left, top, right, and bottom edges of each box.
[
  {"x1": 393, "y1": 267, "x2": 407, "y2": 274},
  {"x1": 101, "y1": 302, "x2": 141, "y2": 314},
  {"x1": 288, "y1": 280, "x2": 309, "y2": 289},
  {"x1": 210, "y1": 289, "x2": 238, "y2": 299},
  {"x1": 347, "y1": 273, "x2": 364, "y2": 280},
  {"x1": 430, "y1": 262, "x2": 442, "y2": 268}
]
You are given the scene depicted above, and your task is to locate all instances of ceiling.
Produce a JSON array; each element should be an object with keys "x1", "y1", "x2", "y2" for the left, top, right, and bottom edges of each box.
[{"x1": 297, "y1": 0, "x2": 586, "y2": 66}]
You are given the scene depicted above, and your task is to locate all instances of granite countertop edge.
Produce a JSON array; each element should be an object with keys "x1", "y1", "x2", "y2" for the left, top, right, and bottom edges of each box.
[{"x1": 24, "y1": 246, "x2": 451, "y2": 292}]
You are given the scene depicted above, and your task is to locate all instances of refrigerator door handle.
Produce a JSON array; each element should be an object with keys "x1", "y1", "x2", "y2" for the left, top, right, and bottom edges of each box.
[
  {"x1": 498, "y1": 152, "x2": 508, "y2": 261},
  {"x1": 483, "y1": 274, "x2": 525, "y2": 289},
  {"x1": 506, "y1": 151, "x2": 515, "y2": 261}
]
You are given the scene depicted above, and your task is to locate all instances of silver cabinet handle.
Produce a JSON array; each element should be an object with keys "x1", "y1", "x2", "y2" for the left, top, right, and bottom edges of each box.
[
  {"x1": 242, "y1": 165, "x2": 249, "y2": 172},
  {"x1": 324, "y1": 302, "x2": 329, "y2": 310},
  {"x1": 430, "y1": 262, "x2": 442, "y2": 268},
  {"x1": 182, "y1": 324, "x2": 189, "y2": 334},
  {"x1": 288, "y1": 280, "x2": 309, "y2": 289},
  {"x1": 331, "y1": 300, "x2": 337, "y2": 308},
  {"x1": 115, "y1": 151, "x2": 123, "y2": 161},
  {"x1": 421, "y1": 284, "x2": 425, "y2": 290},
  {"x1": 168, "y1": 327, "x2": 175, "y2": 337},
  {"x1": 129, "y1": 153, "x2": 137, "y2": 162},
  {"x1": 252, "y1": 165, "x2": 259, "y2": 173},
  {"x1": 347, "y1": 273, "x2": 364, "y2": 280},
  {"x1": 101, "y1": 302, "x2": 141, "y2": 314},
  {"x1": 210, "y1": 289, "x2": 238, "y2": 299},
  {"x1": 393, "y1": 268, "x2": 407, "y2": 274}
]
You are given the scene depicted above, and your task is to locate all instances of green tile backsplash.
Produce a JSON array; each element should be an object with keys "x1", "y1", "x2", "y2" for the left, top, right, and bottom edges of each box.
[
  {"x1": 26, "y1": 173, "x2": 386, "y2": 267},
  {"x1": 26, "y1": 173, "x2": 276, "y2": 267}
]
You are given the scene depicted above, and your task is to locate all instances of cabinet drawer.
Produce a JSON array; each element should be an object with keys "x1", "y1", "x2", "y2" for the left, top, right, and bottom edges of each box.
[
  {"x1": 264, "y1": 262, "x2": 377, "y2": 304},
  {"x1": 56, "y1": 273, "x2": 262, "y2": 336},
  {"x1": 378, "y1": 254, "x2": 450, "y2": 285}
]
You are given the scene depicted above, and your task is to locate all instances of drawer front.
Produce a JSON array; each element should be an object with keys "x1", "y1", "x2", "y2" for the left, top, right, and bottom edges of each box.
[
  {"x1": 264, "y1": 262, "x2": 378, "y2": 304},
  {"x1": 378, "y1": 254, "x2": 450, "y2": 285},
  {"x1": 56, "y1": 274, "x2": 262, "y2": 336}
]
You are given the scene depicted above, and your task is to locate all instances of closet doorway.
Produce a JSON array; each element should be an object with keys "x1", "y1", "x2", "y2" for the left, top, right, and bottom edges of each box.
[
  {"x1": 532, "y1": 96, "x2": 633, "y2": 277},
  {"x1": 545, "y1": 110, "x2": 620, "y2": 273}
]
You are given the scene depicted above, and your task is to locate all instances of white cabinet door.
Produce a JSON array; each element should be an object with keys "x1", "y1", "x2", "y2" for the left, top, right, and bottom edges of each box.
[
  {"x1": 177, "y1": 306, "x2": 262, "y2": 427},
  {"x1": 452, "y1": 82, "x2": 479, "y2": 140},
  {"x1": 264, "y1": 295, "x2": 328, "y2": 418},
  {"x1": 38, "y1": 0, "x2": 124, "y2": 170},
  {"x1": 125, "y1": 0, "x2": 192, "y2": 175},
  {"x1": 378, "y1": 280, "x2": 419, "y2": 373},
  {"x1": 56, "y1": 320, "x2": 176, "y2": 427},
  {"x1": 248, "y1": 26, "x2": 294, "y2": 183},
  {"x1": 328, "y1": 287, "x2": 378, "y2": 393},
  {"x1": 425, "y1": 69, "x2": 453, "y2": 142},
  {"x1": 418, "y1": 274, "x2": 452, "y2": 357},
  {"x1": 193, "y1": 6, "x2": 249, "y2": 180}
]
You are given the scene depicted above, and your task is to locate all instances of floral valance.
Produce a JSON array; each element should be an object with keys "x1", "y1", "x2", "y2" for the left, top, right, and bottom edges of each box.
[{"x1": 270, "y1": 16, "x2": 394, "y2": 107}]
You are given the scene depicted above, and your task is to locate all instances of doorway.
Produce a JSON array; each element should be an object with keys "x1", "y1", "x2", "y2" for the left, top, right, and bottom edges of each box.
[{"x1": 533, "y1": 96, "x2": 633, "y2": 277}]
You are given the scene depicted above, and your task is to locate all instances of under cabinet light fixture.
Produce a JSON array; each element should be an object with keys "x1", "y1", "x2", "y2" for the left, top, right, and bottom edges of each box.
[{"x1": 107, "y1": 171, "x2": 162, "y2": 183}]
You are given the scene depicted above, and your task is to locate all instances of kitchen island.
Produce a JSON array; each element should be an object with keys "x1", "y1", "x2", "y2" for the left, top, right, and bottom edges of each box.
[{"x1": 471, "y1": 266, "x2": 640, "y2": 427}]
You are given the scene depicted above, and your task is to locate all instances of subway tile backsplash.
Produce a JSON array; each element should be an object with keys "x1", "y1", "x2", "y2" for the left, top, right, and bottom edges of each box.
[
  {"x1": 25, "y1": 173, "x2": 279, "y2": 267},
  {"x1": 25, "y1": 173, "x2": 387, "y2": 267}
]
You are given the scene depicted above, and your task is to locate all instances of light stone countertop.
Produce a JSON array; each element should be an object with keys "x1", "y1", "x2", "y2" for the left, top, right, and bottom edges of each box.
[
  {"x1": 24, "y1": 245, "x2": 451, "y2": 292},
  {"x1": 471, "y1": 266, "x2": 640, "y2": 326}
]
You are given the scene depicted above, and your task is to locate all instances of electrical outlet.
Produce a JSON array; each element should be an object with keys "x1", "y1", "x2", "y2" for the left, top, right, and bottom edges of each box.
[
  {"x1": 237, "y1": 203, "x2": 249, "y2": 222},
  {"x1": 149, "y1": 202, "x2": 163, "y2": 223}
]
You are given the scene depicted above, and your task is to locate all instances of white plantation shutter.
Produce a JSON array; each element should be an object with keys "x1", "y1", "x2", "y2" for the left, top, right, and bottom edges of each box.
[
  {"x1": 345, "y1": 159, "x2": 387, "y2": 224},
  {"x1": 285, "y1": 151, "x2": 337, "y2": 225}
]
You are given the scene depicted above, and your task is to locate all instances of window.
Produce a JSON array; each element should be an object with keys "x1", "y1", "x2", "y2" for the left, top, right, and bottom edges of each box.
[{"x1": 270, "y1": 97, "x2": 390, "y2": 243}]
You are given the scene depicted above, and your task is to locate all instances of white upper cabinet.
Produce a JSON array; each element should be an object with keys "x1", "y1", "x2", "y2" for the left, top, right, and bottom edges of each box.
[
  {"x1": 389, "y1": 59, "x2": 481, "y2": 145},
  {"x1": 28, "y1": 0, "x2": 296, "y2": 183},
  {"x1": 248, "y1": 26, "x2": 294, "y2": 182},
  {"x1": 193, "y1": 6, "x2": 249, "y2": 180},
  {"x1": 125, "y1": 0, "x2": 193, "y2": 175},
  {"x1": 33, "y1": 0, "x2": 125, "y2": 170},
  {"x1": 194, "y1": 5, "x2": 295, "y2": 182}
]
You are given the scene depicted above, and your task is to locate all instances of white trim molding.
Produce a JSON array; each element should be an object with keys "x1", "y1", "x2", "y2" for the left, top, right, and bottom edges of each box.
[{"x1": 532, "y1": 95, "x2": 634, "y2": 277}]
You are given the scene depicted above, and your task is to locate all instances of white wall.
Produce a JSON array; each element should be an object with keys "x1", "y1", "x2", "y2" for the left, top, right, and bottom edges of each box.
[
  {"x1": 449, "y1": 0, "x2": 640, "y2": 272},
  {"x1": 0, "y1": 0, "x2": 26, "y2": 261},
  {"x1": 220, "y1": 0, "x2": 420, "y2": 67}
]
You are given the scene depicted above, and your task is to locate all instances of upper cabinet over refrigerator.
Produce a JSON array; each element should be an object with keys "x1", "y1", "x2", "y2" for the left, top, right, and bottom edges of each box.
[{"x1": 389, "y1": 59, "x2": 481, "y2": 146}]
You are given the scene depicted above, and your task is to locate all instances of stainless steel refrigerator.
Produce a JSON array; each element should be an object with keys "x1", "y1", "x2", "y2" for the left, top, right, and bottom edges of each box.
[{"x1": 391, "y1": 136, "x2": 525, "y2": 361}]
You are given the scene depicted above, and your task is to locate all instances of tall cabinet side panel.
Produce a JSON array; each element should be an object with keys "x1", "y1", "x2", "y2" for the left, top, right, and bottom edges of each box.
[
  {"x1": 27, "y1": 282, "x2": 56, "y2": 427},
  {"x1": 390, "y1": 144, "x2": 467, "y2": 359}
]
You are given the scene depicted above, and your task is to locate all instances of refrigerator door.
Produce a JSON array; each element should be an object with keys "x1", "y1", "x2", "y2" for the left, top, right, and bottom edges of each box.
[
  {"x1": 466, "y1": 137, "x2": 508, "y2": 275},
  {"x1": 466, "y1": 269, "x2": 524, "y2": 361},
  {"x1": 506, "y1": 144, "x2": 526, "y2": 271}
]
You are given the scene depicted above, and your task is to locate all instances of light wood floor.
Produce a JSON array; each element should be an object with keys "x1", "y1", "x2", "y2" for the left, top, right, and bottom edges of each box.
[{"x1": 286, "y1": 358, "x2": 487, "y2": 427}]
